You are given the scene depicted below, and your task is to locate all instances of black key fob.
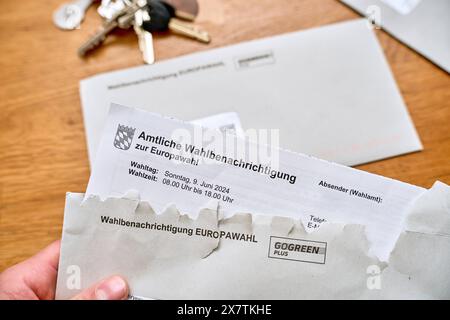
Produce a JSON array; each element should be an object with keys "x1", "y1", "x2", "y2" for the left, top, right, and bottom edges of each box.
[{"x1": 143, "y1": 0, "x2": 175, "y2": 32}]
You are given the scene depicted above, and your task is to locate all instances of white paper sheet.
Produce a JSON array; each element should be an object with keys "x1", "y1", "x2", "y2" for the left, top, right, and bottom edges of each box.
[
  {"x1": 80, "y1": 19, "x2": 422, "y2": 167},
  {"x1": 341, "y1": 0, "x2": 450, "y2": 73},
  {"x1": 86, "y1": 103, "x2": 425, "y2": 260}
]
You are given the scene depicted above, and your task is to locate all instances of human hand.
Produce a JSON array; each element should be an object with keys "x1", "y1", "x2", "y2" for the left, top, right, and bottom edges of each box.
[{"x1": 0, "y1": 240, "x2": 129, "y2": 300}]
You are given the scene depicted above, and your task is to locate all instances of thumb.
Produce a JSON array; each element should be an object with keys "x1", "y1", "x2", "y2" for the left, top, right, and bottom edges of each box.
[{"x1": 71, "y1": 275, "x2": 129, "y2": 300}]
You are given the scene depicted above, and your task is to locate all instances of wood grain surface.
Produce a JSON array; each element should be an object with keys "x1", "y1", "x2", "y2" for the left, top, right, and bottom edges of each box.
[{"x1": 0, "y1": 0, "x2": 449, "y2": 272}]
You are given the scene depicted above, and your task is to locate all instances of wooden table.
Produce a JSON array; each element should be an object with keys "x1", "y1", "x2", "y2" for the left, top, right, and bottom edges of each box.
[{"x1": 1, "y1": 0, "x2": 449, "y2": 272}]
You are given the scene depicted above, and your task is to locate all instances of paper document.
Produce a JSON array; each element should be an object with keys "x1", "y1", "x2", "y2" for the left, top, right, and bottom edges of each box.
[
  {"x1": 56, "y1": 182, "x2": 450, "y2": 299},
  {"x1": 80, "y1": 19, "x2": 422, "y2": 167},
  {"x1": 341, "y1": 0, "x2": 450, "y2": 73},
  {"x1": 86, "y1": 104, "x2": 425, "y2": 260}
]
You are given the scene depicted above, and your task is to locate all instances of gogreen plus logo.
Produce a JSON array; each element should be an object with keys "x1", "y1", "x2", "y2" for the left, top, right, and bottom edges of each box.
[
  {"x1": 113, "y1": 124, "x2": 136, "y2": 151},
  {"x1": 268, "y1": 236, "x2": 327, "y2": 264}
]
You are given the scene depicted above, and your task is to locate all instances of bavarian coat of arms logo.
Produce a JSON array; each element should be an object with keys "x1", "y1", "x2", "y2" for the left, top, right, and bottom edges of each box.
[{"x1": 113, "y1": 124, "x2": 136, "y2": 150}]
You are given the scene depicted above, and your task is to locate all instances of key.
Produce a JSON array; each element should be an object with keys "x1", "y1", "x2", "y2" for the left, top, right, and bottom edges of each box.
[
  {"x1": 53, "y1": 0, "x2": 93, "y2": 30},
  {"x1": 134, "y1": 0, "x2": 155, "y2": 64},
  {"x1": 143, "y1": 0, "x2": 211, "y2": 44},
  {"x1": 78, "y1": 0, "x2": 147, "y2": 57},
  {"x1": 163, "y1": 0, "x2": 199, "y2": 21},
  {"x1": 168, "y1": 17, "x2": 211, "y2": 43}
]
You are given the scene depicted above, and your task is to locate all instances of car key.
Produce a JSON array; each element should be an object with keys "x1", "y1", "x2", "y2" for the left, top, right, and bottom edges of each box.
[
  {"x1": 143, "y1": 0, "x2": 210, "y2": 43},
  {"x1": 134, "y1": 0, "x2": 155, "y2": 64},
  {"x1": 78, "y1": 0, "x2": 148, "y2": 57},
  {"x1": 53, "y1": 0, "x2": 93, "y2": 30}
]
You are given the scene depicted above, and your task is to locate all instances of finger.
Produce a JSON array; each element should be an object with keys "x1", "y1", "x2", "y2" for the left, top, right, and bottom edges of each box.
[
  {"x1": 0, "y1": 240, "x2": 62, "y2": 300},
  {"x1": 28, "y1": 240, "x2": 61, "y2": 272},
  {"x1": 22, "y1": 240, "x2": 61, "y2": 299},
  {"x1": 71, "y1": 275, "x2": 128, "y2": 300}
]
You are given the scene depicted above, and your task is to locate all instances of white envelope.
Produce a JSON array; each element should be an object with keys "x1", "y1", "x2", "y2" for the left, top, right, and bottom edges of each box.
[
  {"x1": 55, "y1": 181, "x2": 450, "y2": 300},
  {"x1": 80, "y1": 19, "x2": 422, "y2": 167}
]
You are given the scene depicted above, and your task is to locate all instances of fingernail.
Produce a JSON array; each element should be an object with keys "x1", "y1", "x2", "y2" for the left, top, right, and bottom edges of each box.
[{"x1": 95, "y1": 276, "x2": 128, "y2": 300}]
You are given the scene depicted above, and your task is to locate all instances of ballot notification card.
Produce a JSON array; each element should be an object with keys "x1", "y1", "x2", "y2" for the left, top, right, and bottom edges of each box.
[{"x1": 86, "y1": 103, "x2": 425, "y2": 260}]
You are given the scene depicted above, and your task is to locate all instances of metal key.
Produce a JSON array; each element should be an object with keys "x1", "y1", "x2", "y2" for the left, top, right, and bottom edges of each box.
[
  {"x1": 144, "y1": 0, "x2": 211, "y2": 44},
  {"x1": 53, "y1": 0, "x2": 93, "y2": 30},
  {"x1": 161, "y1": 0, "x2": 199, "y2": 21},
  {"x1": 78, "y1": 0, "x2": 147, "y2": 57},
  {"x1": 134, "y1": 0, "x2": 155, "y2": 64}
]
